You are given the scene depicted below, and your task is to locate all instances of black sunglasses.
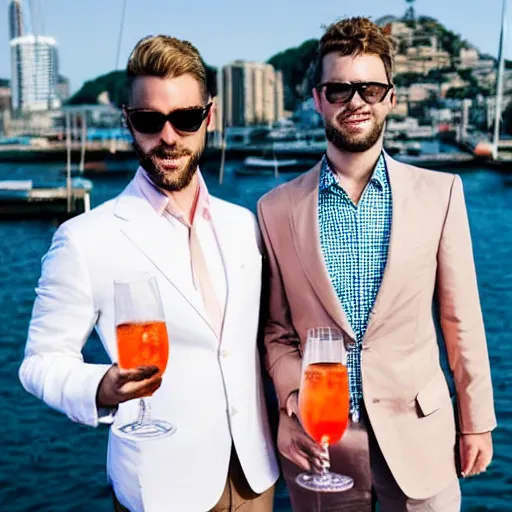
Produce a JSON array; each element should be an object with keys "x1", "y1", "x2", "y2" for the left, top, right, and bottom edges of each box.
[
  {"x1": 316, "y1": 82, "x2": 393, "y2": 105},
  {"x1": 124, "y1": 103, "x2": 212, "y2": 134}
]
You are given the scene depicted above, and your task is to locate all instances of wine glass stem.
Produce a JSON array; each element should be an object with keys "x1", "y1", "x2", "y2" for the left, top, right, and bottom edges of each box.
[
  {"x1": 320, "y1": 440, "x2": 330, "y2": 476},
  {"x1": 136, "y1": 398, "x2": 150, "y2": 426}
]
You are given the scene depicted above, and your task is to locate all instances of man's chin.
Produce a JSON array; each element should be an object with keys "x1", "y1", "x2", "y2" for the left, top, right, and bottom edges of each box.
[
  {"x1": 152, "y1": 165, "x2": 196, "y2": 192},
  {"x1": 327, "y1": 124, "x2": 384, "y2": 153}
]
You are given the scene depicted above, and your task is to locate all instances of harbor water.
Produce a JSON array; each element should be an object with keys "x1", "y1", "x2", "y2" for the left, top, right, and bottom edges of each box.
[{"x1": 0, "y1": 153, "x2": 511, "y2": 511}]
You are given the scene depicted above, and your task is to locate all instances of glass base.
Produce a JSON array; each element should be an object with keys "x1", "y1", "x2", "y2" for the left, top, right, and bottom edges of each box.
[
  {"x1": 296, "y1": 471, "x2": 354, "y2": 493},
  {"x1": 114, "y1": 419, "x2": 176, "y2": 441}
]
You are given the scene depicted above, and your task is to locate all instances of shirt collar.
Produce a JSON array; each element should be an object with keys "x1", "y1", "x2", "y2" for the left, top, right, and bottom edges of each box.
[
  {"x1": 136, "y1": 166, "x2": 211, "y2": 225},
  {"x1": 319, "y1": 152, "x2": 387, "y2": 193}
]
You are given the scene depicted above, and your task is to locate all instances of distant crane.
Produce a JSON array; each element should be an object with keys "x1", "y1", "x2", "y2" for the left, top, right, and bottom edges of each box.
[{"x1": 404, "y1": 0, "x2": 416, "y2": 22}]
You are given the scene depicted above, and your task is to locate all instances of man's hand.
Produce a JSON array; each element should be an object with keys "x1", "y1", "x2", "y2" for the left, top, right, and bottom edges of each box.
[
  {"x1": 460, "y1": 432, "x2": 493, "y2": 478},
  {"x1": 96, "y1": 364, "x2": 162, "y2": 408},
  {"x1": 279, "y1": 391, "x2": 327, "y2": 472},
  {"x1": 278, "y1": 411, "x2": 327, "y2": 472}
]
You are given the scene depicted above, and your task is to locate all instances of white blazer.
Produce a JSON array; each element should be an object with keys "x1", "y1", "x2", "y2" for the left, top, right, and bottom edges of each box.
[{"x1": 19, "y1": 176, "x2": 279, "y2": 511}]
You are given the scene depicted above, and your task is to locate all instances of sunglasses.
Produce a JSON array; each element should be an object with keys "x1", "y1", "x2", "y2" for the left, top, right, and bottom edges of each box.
[
  {"x1": 124, "y1": 103, "x2": 212, "y2": 134},
  {"x1": 316, "y1": 82, "x2": 393, "y2": 105}
]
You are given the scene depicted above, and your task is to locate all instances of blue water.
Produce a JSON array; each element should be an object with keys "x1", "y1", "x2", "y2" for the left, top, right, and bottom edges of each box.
[{"x1": 0, "y1": 158, "x2": 511, "y2": 511}]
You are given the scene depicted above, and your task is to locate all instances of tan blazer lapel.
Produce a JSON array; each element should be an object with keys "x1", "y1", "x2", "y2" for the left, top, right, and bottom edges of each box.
[
  {"x1": 290, "y1": 163, "x2": 356, "y2": 340},
  {"x1": 365, "y1": 153, "x2": 420, "y2": 339}
]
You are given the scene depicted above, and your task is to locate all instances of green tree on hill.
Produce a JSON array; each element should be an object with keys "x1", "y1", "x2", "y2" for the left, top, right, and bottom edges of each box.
[
  {"x1": 67, "y1": 70, "x2": 128, "y2": 106},
  {"x1": 268, "y1": 38, "x2": 319, "y2": 110},
  {"x1": 415, "y1": 16, "x2": 470, "y2": 68}
]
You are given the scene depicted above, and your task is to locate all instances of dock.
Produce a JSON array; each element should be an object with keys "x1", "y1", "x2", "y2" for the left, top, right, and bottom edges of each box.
[
  {"x1": 0, "y1": 179, "x2": 92, "y2": 222},
  {"x1": 0, "y1": 139, "x2": 499, "y2": 175},
  {"x1": 394, "y1": 152, "x2": 480, "y2": 169}
]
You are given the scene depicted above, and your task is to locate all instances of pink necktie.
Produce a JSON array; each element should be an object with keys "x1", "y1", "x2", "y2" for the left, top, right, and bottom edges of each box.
[
  {"x1": 189, "y1": 219, "x2": 223, "y2": 338},
  {"x1": 164, "y1": 180, "x2": 223, "y2": 338}
]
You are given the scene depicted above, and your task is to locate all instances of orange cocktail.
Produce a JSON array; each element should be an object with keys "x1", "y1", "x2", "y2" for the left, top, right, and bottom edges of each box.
[
  {"x1": 299, "y1": 362, "x2": 349, "y2": 445},
  {"x1": 116, "y1": 320, "x2": 169, "y2": 374},
  {"x1": 295, "y1": 327, "x2": 354, "y2": 492},
  {"x1": 113, "y1": 275, "x2": 174, "y2": 440}
]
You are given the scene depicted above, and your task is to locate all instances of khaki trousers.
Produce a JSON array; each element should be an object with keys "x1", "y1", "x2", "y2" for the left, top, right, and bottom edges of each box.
[
  {"x1": 281, "y1": 408, "x2": 461, "y2": 512},
  {"x1": 209, "y1": 446, "x2": 275, "y2": 512},
  {"x1": 113, "y1": 446, "x2": 275, "y2": 512}
]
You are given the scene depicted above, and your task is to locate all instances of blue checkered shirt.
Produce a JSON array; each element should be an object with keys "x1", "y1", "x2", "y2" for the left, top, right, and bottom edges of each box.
[{"x1": 318, "y1": 153, "x2": 392, "y2": 421}]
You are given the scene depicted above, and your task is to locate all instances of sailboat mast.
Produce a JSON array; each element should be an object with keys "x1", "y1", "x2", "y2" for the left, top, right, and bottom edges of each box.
[{"x1": 493, "y1": 0, "x2": 508, "y2": 160}]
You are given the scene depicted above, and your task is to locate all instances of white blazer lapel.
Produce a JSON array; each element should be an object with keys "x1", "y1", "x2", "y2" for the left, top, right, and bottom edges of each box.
[{"x1": 113, "y1": 179, "x2": 214, "y2": 333}]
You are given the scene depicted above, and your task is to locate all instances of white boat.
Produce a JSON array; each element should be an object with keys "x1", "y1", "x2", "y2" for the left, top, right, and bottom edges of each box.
[
  {"x1": 243, "y1": 156, "x2": 300, "y2": 169},
  {"x1": 405, "y1": 141, "x2": 422, "y2": 156}
]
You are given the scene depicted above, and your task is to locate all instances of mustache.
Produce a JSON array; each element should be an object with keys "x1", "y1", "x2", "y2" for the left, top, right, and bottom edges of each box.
[{"x1": 148, "y1": 144, "x2": 192, "y2": 159}]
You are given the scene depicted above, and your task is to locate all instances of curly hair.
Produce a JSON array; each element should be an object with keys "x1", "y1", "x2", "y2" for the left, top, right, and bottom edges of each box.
[{"x1": 313, "y1": 17, "x2": 397, "y2": 85}]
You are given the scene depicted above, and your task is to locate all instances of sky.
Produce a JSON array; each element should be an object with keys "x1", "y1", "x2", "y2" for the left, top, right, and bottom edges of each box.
[{"x1": 1, "y1": 0, "x2": 510, "y2": 93}]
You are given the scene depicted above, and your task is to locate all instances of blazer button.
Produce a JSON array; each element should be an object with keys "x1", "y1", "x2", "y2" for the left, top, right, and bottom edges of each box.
[
  {"x1": 221, "y1": 350, "x2": 229, "y2": 358},
  {"x1": 372, "y1": 398, "x2": 380, "y2": 404}
]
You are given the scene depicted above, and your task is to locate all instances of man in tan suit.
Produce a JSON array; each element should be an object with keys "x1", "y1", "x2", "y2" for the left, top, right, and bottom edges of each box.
[{"x1": 258, "y1": 17, "x2": 496, "y2": 512}]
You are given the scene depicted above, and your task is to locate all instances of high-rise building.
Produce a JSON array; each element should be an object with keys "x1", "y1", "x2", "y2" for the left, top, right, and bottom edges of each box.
[
  {"x1": 56, "y1": 75, "x2": 71, "y2": 102},
  {"x1": 0, "y1": 79, "x2": 12, "y2": 112},
  {"x1": 253, "y1": 64, "x2": 265, "y2": 124},
  {"x1": 274, "y1": 70, "x2": 285, "y2": 121},
  {"x1": 8, "y1": 0, "x2": 24, "y2": 40},
  {"x1": 9, "y1": 0, "x2": 25, "y2": 112},
  {"x1": 222, "y1": 61, "x2": 254, "y2": 126},
  {"x1": 261, "y1": 64, "x2": 276, "y2": 124},
  {"x1": 10, "y1": 35, "x2": 61, "y2": 112},
  {"x1": 221, "y1": 60, "x2": 284, "y2": 127}
]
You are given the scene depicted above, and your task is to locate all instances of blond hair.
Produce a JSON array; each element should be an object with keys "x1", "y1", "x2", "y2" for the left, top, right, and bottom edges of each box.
[
  {"x1": 314, "y1": 17, "x2": 397, "y2": 84},
  {"x1": 127, "y1": 35, "x2": 207, "y2": 100}
]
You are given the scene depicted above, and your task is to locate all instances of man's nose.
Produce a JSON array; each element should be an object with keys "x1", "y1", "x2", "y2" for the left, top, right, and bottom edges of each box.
[
  {"x1": 346, "y1": 89, "x2": 366, "y2": 109},
  {"x1": 160, "y1": 120, "x2": 180, "y2": 145}
]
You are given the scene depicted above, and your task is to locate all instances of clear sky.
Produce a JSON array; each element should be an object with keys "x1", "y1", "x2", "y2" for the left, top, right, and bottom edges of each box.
[{"x1": 1, "y1": 0, "x2": 510, "y2": 93}]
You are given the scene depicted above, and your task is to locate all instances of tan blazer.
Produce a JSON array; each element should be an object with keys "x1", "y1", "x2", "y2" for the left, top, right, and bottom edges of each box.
[{"x1": 257, "y1": 154, "x2": 497, "y2": 500}]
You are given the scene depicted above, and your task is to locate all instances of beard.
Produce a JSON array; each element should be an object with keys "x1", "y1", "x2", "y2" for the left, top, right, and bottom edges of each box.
[
  {"x1": 325, "y1": 113, "x2": 385, "y2": 153},
  {"x1": 131, "y1": 134, "x2": 206, "y2": 192}
]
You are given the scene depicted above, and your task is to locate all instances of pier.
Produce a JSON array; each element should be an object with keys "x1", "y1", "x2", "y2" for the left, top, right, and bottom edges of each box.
[{"x1": 0, "y1": 179, "x2": 91, "y2": 222}]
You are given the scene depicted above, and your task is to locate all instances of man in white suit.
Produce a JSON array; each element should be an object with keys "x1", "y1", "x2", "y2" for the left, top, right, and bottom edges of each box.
[{"x1": 19, "y1": 35, "x2": 278, "y2": 512}]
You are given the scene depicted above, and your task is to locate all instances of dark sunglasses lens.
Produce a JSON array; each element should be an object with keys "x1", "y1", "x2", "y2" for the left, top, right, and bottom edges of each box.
[
  {"x1": 359, "y1": 84, "x2": 389, "y2": 104},
  {"x1": 129, "y1": 111, "x2": 166, "y2": 134},
  {"x1": 170, "y1": 108, "x2": 206, "y2": 132},
  {"x1": 324, "y1": 84, "x2": 354, "y2": 103}
]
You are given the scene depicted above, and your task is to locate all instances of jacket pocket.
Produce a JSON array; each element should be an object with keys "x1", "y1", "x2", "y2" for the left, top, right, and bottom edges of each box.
[{"x1": 415, "y1": 371, "x2": 450, "y2": 417}]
